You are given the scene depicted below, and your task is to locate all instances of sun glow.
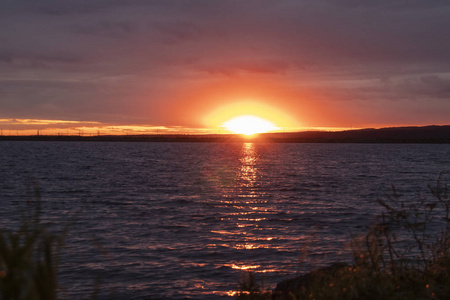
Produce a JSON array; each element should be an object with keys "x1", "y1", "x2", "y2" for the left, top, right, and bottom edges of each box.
[
  {"x1": 222, "y1": 115, "x2": 279, "y2": 135},
  {"x1": 203, "y1": 101, "x2": 300, "y2": 134}
]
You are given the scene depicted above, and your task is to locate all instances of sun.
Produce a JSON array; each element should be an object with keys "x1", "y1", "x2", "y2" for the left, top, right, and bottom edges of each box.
[{"x1": 222, "y1": 115, "x2": 279, "y2": 136}]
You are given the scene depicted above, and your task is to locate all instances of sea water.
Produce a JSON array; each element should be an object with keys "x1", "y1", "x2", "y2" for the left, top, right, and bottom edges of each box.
[{"x1": 0, "y1": 141, "x2": 449, "y2": 299}]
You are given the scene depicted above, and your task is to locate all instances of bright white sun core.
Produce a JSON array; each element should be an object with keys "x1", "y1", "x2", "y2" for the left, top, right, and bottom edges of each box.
[{"x1": 222, "y1": 115, "x2": 279, "y2": 135}]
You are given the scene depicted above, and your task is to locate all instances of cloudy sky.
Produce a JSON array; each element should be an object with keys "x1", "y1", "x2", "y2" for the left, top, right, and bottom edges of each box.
[{"x1": 1, "y1": 0, "x2": 450, "y2": 133}]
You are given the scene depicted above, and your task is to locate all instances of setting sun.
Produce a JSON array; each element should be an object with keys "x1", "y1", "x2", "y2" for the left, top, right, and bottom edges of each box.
[
  {"x1": 222, "y1": 115, "x2": 279, "y2": 135},
  {"x1": 203, "y1": 101, "x2": 300, "y2": 134}
]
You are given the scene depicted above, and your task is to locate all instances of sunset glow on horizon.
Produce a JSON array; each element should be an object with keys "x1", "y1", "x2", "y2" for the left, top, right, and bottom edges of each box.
[
  {"x1": 203, "y1": 101, "x2": 300, "y2": 134},
  {"x1": 222, "y1": 115, "x2": 279, "y2": 136},
  {"x1": 0, "y1": 1, "x2": 449, "y2": 133}
]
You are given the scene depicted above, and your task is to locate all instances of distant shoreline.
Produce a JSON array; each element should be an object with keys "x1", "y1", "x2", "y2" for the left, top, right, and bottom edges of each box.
[{"x1": 1, "y1": 125, "x2": 450, "y2": 143}]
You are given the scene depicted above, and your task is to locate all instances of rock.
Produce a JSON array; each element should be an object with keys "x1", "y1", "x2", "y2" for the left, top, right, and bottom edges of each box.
[{"x1": 272, "y1": 262, "x2": 349, "y2": 300}]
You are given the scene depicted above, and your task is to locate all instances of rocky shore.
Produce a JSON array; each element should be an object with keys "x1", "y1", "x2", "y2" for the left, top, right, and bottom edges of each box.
[{"x1": 272, "y1": 263, "x2": 349, "y2": 300}]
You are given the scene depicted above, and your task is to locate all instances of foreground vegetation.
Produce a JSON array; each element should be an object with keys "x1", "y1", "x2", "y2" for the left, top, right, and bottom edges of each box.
[
  {"x1": 0, "y1": 188, "x2": 67, "y2": 300},
  {"x1": 238, "y1": 173, "x2": 450, "y2": 300}
]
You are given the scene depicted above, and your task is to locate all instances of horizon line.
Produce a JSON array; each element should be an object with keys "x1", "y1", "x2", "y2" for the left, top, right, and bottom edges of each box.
[{"x1": 0, "y1": 124, "x2": 449, "y2": 138}]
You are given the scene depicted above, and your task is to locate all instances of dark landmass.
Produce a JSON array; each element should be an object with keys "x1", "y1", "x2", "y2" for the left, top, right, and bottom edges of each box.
[
  {"x1": 264, "y1": 125, "x2": 450, "y2": 143},
  {"x1": 272, "y1": 263, "x2": 350, "y2": 299},
  {"x1": 1, "y1": 125, "x2": 450, "y2": 143}
]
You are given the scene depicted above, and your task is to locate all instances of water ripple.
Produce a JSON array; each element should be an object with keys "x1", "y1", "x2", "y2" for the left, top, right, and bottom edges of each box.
[{"x1": 0, "y1": 142, "x2": 449, "y2": 299}]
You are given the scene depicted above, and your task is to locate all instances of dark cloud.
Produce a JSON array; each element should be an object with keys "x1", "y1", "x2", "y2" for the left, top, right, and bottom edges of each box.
[
  {"x1": 71, "y1": 21, "x2": 138, "y2": 39},
  {"x1": 0, "y1": 52, "x2": 83, "y2": 68},
  {"x1": 415, "y1": 75, "x2": 450, "y2": 98},
  {"x1": 336, "y1": 0, "x2": 450, "y2": 10},
  {"x1": 2, "y1": 0, "x2": 154, "y2": 15},
  {"x1": 202, "y1": 60, "x2": 290, "y2": 76},
  {"x1": 154, "y1": 21, "x2": 206, "y2": 43}
]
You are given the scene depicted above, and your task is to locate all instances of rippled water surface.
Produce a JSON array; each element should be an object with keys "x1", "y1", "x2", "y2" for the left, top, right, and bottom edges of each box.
[{"x1": 1, "y1": 142, "x2": 450, "y2": 299}]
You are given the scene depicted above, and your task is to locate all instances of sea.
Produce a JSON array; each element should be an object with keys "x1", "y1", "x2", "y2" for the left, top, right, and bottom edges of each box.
[{"x1": 0, "y1": 141, "x2": 449, "y2": 299}]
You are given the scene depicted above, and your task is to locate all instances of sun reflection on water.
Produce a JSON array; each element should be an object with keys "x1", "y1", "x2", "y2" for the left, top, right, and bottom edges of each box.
[
  {"x1": 211, "y1": 143, "x2": 284, "y2": 279},
  {"x1": 201, "y1": 142, "x2": 305, "y2": 297},
  {"x1": 238, "y1": 143, "x2": 259, "y2": 188}
]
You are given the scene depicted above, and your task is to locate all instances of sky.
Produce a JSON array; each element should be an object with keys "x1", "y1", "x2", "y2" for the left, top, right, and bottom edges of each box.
[{"x1": 1, "y1": 0, "x2": 450, "y2": 135}]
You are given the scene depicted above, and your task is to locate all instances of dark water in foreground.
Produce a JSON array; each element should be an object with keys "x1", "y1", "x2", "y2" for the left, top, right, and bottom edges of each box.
[{"x1": 1, "y1": 142, "x2": 449, "y2": 299}]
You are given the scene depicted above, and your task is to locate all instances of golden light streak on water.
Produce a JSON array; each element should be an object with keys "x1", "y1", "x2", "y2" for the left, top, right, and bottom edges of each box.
[
  {"x1": 210, "y1": 141, "x2": 289, "y2": 298},
  {"x1": 230, "y1": 264, "x2": 261, "y2": 270},
  {"x1": 226, "y1": 290, "x2": 239, "y2": 297}
]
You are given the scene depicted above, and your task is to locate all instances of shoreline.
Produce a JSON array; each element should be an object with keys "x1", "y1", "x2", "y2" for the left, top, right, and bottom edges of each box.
[{"x1": 1, "y1": 125, "x2": 450, "y2": 143}]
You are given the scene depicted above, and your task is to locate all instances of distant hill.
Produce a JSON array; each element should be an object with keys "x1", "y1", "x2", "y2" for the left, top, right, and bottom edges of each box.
[
  {"x1": 263, "y1": 125, "x2": 450, "y2": 143},
  {"x1": 1, "y1": 125, "x2": 450, "y2": 143}
]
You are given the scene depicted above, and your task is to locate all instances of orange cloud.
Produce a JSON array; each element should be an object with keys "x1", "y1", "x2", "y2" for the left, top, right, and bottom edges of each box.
[{"x1": 0, "y1": 119, "x2": 100, "y2": 125}]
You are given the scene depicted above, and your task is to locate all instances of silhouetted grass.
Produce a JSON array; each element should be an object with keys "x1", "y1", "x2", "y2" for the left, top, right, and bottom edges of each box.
[
  {"x1": 237, "y1": 271, "x2": 272, "y2": 300},
  {"x1": 238, "y1": 172, "x2": 450, "y2": 300},
  {"x1": 0, "y1": 187, "x2": 68, "y2": 300}
]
